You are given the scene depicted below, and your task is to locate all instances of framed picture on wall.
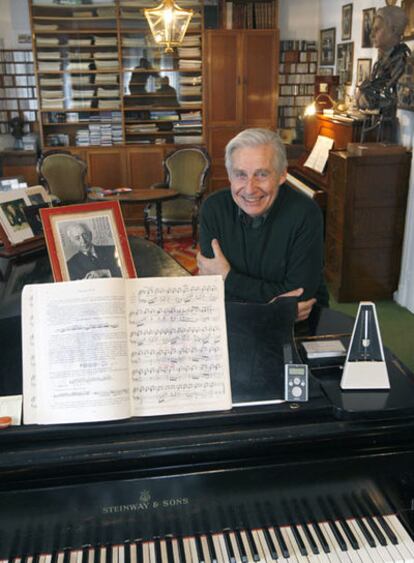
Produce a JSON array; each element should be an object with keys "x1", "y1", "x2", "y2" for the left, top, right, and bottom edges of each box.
[
  {"x1": 318, "y1": 67, "x2": 334, "y2": 76},
  {"x1": 320, "y1": 28, "x2": 336, "y2": 66},
  {"x1": 362, "y1": 8, "x2": 376, "y2": 48},
  {"x1": 337, "y1": 42, "x2": 354, "y2": 85},
  {"x1": 402, "y1": 0, "x2": 414, "y2": 40},
  {"x1": 356, "y1": 58, "x2": 372, "y2": 84},
  {"x1": 342, "y1": 4, "x2": 353, "y2": 40}
]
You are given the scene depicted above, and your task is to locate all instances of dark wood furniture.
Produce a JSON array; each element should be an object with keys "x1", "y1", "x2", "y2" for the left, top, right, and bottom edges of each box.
[
  {"x1": 1, "y1": 150, "x2": 38, "y2": 186},
  {"x1": 287, "y1": 114, "x2": 411, "y2": 302},
  {"x1": 326, "y1": 149, "x2": 411, "y2": 302},
  {"x1": 88, "y1": 189, "x2": 178, "y2": 248},
  {"x1": 205, "y1": 29, "x2": 279, "y2": 192}
]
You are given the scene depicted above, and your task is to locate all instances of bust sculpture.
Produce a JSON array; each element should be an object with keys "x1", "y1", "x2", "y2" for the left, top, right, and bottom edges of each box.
[{"x1": 357, "y1": 5, "x2": 411, "y2": 116}]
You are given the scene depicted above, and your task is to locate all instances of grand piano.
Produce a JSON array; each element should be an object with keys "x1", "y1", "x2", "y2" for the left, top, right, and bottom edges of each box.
[{"x1": 1, "y1": 237, "x2": 414, "y2": 562}]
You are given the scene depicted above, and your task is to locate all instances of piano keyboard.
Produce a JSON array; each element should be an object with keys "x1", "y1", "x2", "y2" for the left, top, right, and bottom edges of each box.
[
  {"x1": 286, "y1": 173, "x2": 317, "y2": 199},
  {"x1": 2, "y1": 512, "x2": 413, "y2": 563}
]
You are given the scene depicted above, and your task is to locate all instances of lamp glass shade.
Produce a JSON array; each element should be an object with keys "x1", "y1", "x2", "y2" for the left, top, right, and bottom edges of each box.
[{"x1": 145, "y1": 0, "x2": 193, "y2": 52}]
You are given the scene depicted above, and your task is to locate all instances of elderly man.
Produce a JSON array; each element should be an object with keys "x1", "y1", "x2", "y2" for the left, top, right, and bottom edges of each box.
[
  {"x1": 197, "y1": 128, "x2": 328, "y2": 321},
  {"x1": 66, "y1": 222, "x2": 122, "y2": 280}
]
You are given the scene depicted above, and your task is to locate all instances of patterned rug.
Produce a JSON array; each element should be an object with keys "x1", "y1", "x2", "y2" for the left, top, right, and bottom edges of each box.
[{"x1": 127, "y1": 226, "x2": 199, "y2": 274}]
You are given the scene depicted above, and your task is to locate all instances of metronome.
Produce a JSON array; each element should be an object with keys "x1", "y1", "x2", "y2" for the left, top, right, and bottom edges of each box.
[{"x1": 340, "y1": 302, "x2": 390, "y2": 390}]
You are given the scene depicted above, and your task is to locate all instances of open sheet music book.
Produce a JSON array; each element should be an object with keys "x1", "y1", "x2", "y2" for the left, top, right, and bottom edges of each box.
[
  {"x1": 304, "y1": 135, "x2": 334, "y2": 174},
  {"x1": 22, "y1": 276, "x2": 232, "y2": 425}
]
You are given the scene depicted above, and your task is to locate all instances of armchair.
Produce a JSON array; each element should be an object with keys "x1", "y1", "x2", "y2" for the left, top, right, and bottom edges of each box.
[
  {"x1": 37, "y1": 150, "x2": 88, "y2": 204},
  {"x1": 144, "y1": 146, "x2": 210, "y2": 246}
]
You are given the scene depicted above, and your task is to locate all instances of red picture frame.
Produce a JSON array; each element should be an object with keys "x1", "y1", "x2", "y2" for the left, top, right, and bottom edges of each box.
[{"x1": 40, "y1": 201, "x2": 137, "y2": 282}]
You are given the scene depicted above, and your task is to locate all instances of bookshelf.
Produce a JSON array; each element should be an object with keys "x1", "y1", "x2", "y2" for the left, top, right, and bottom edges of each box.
[
  {"x1": 29, "y1": 0, "x2": 203, "y2": 150},
  {"x1": 278, "y1": 40, "x2": 317, "y2": 142},
  {"x1": 0, "y1": 49, "x2": 38, "y2": 136}
]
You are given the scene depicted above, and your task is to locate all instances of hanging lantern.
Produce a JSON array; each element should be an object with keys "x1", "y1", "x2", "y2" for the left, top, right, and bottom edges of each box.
[{"x1": 145, "y1": 0, "x2": 193, "y2": 53}]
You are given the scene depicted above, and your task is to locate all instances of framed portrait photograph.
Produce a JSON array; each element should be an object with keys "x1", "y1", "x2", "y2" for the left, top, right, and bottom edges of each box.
[
  {"x1": 342, "y1": 4, "x2": 353, "y2": 40},
  {"x1": 320, "y1": 28, "x2": 336, "y2": 66},
  {"x1": 40, "y1": 201, "x2": 137, "y2": 282},
  {"x1": 362, "y1": 8, "x2": 376, "y2": 48},
  {"x1": 337, "y1": 42, "x2": 354, "y2": 85},
  {"x1": 402, "y1": 0, "x2": 414, "y2": 40},
  {"x1": 356, "y1": 58, "x2": 372, "y2": 84},
  {"x1": 0, "y1": 189, "x2": 35, "y2": 247}
]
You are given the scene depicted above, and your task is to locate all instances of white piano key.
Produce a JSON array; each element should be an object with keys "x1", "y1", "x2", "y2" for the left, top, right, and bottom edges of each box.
[
  {"x1": 88, "y1": 548, "x2": 95, "y2": 563},
  {"x1": 255, "y1": 530, "x2": 272, "y2": 563},
  {"x1": 112, "y1": 545, "x2": 119, "y2": 563},
  {"x1": 160, "y1": 540, "x2": 169, "y2": 563},
  {"x1": 212, "y1": 534, "x2": 226, "y2": 563},
  {"x1": 57, "y1": 552, "x2": 65, "y2": 563},
  {"x1": 172, "y1": 539, "x2": 181, "y2": 563},
  {"x1": 384, "y1": 515, "x2": 414, "y2": 562},
  {"x1": 348, "y1": 517, "x2": 387, "y2": 563},
  {"x1": 371, "y1": 516, "x2": 405, "y2": 563},
  {"x1": 239, "y1": 531, "x2": 255, "y2": 563},
  {"x1": 251, "y1": 530, "x2": 267, "y2": 563},
  {"x1": 118, "y1": 544, "x2": 125, "y2": 563},
  {"x1": 200, "y1": 536, "x2": 212, "y2": 563},
  {"x1": 183, "y1": 537, "x2": 193, "y2": 563},
  {"x1": 283, "y1": 525, "x2": 309, "y2": 563},
  {"x1": 359, "y1": 518, "x2": 395, "y2": 563},
  {"x1": 298, "y1": 524, "x2": 326, "y2": 563},
  {"x1": 331, "y1": 521, "x2": 362, "y2": 563},
  {"x1": 319, "y1": 522, "x2": 350, "y2": 563},
  {"x1": 228, "y1": 532, "x2": 243, "y2": 563},
  {"x1": 130, "y1": 543, "x2": 138, "y2": 563},
  {"x1": 143, "y1": 542, "x2": 151, "y2": 563},
  {"x1": 70, "y1": 550, "x2": 83, "y2": 563},
  {"x1": 217, "y1": 534, "x2": 230, "y2": 563},
  {"x1": 148, "y1": 542, "x2": 157, "y2": 563},
  {"x1": 100, "y1": 546, "x2": 107, "y2": 563},
  {"x1": 267, "y1": 528, "x2": 289, "y2": 563}
]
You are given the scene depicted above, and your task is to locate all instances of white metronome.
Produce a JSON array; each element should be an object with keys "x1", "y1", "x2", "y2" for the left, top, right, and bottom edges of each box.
[{"x1": 340, "y1": 302, "x2": 390, "y2": 390}]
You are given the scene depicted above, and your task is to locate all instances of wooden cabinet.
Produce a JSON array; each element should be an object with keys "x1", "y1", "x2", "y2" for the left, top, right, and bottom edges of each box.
[
  {"x1": 325, "y1": 150, "x2": 411, "y2": 302},
  {"x1": 204, "y1": 29, "x2": 279, "y2": 191}
]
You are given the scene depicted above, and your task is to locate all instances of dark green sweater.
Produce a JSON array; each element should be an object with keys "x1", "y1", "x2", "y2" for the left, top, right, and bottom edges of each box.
[{"x1": 199, "y1": 185, "x2": 329, "y2": 305}]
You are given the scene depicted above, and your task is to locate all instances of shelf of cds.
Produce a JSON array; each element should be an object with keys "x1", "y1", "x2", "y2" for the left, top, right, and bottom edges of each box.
[
  {"x1": 30, "y1": 0, "x2": 204, "y2": 148},
  {"x1": 0, "y1": 50, "x2": 38, "y2": 136},
  {"x1": 278, "y1": 40, "x2": 317, "y2": 141}
]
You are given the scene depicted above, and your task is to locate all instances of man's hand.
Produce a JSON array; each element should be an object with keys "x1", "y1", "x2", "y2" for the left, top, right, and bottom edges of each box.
[
  {"x1": 271, "y1": 287, "x2": 316, "y2": 322},
  {"x1": 197, "y1": 239, "x2": 231, "y2": 280}
]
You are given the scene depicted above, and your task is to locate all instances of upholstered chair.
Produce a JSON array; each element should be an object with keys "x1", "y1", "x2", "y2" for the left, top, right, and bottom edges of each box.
[{"x1": 37, "y1": 151, "x2": 88, "y2": 204}]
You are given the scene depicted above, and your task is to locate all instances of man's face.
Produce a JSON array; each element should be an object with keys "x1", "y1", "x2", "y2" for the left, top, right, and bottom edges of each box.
[
  {"x1": 371, "y1": 16, "x2": 396, "y2": 51},
  {"x1": 68, "y1": 225, "x2": 93, "y2": 253},
  {"x1": 229, "y1": 144, "x2": 287, "y2": 218}
]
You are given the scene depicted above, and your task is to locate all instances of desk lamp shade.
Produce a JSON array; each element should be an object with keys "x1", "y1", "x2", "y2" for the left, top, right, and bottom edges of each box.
[{"x1": 145, "y1": 0, "x2": 193, "y2": 53}]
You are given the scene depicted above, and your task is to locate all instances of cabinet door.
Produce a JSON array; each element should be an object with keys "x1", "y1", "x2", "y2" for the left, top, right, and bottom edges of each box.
[
  {"x1": 243, "y1": 30, "x2": 279, "y2": 127},
  {"x1": 86, "y1": 148, "x2": 127, "y2": 189},
  {"x1": 126, "y1": 147, "x2": 164, "y2": 190},
  {"x1": 205, "y1": 30, "x2": 242, "y2": 127}
]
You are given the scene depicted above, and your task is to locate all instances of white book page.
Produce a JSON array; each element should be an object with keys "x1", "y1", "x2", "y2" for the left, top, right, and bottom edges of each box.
[
  {"x1": 126, "y1": 275, "x2": 232, "y2": 417},
  {"x1": 26, "y1": 278, "x2": 131, "y2": 425},
  {"x1": 303, "y1": 135, "x2": 334, "y2": 174},
  {"x1": 22, "y1": 285, "x2": 38, "y2": 423}
]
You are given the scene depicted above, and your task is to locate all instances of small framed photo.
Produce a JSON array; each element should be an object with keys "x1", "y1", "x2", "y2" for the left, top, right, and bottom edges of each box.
[
  {"x1": 362, "y1": 8, "x2": 376, "y2": 48},
  {"x1": 402, "y1": 0, "x2": 414, "y2": 41},
  {"x1": 320, "y1": 28, "x2": 336, "y2": 66},
  {"x1": 356, "y1": 58, "x2": 372, "y2": 84},
  {"x1": 342, "y1": 4, "x2": 353, "y2": 40},
  {"x1": 40, "y1": 201, "x2": 137, "y2": 282},
  {"x1": 337, "y1": 42, "x2": 354, "y2": 85},
  {"x1": 26, "y1": 185, "x2": 51, "y2": 206},
  {"x1": 0, "y1": 189, "x2": 35, "y2": 246}
]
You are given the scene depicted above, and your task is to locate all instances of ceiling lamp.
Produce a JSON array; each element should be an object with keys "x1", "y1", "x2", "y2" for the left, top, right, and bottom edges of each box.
[{"x1": 145, "y1": 0, "x2": 193, "y2": 53}]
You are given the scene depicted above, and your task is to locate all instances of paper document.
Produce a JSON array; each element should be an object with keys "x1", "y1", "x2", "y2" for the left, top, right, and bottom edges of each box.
[{"x1": 304, "y1": 135, "x2": 334, "y2": 174}]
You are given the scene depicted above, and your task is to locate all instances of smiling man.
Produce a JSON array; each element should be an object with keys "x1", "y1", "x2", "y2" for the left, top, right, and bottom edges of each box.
[{"x1": 197, "y1": 128, "x2": 328, "y2": 320}]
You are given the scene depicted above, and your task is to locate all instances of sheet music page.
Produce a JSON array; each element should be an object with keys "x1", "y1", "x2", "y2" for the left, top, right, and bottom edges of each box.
[
  {"x1": 303, "y1": 135, "x2": 334, "y2": 174},
  {"x1": 126, "y1": 275, "x2": 232, "y2": 416},
  {"x1": 22, "y1": 279, "x2": 131, "y2": 425}
]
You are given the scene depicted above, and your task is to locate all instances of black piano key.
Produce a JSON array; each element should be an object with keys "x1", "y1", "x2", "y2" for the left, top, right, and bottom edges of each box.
[
  {"x1": 310, "y1": 522, "x2": 330, "y2": 553},
  {"x1": 338, "y1": 519, "x2": 359, "y2": 550},
  {"x1": 290, "y1": 525, "x2": 307, "y2": 557},
  {"x1": 195, "y1": 536, "x2": 205, "y2": 563},
  {"x1": 154, "y1": 541, "x2": 162, "y2": 563},
  {"x1": 375, "y1": 515, "x2": 399, "y2": 545},
  {"x1": 343, "y1": 494, "x2": 376, "y2": 548},
  {"x1": 107, "y1": 546, "x2": 113, "y2": 563},
  {"x1": 244, "y1": 530, "x2": 259, "y2": 562},
  {"x1": 272, "y1": 528, "x2": 289, "y2": 560},
  {"x1": 364, "y1": 514, "x2": 387, "y2": 546},
  {"x1": 262, "y1": 529, "x2": 278, "y2": 560},
  {"x1": 93, "y1": 547, "x2": 101, "y2": 563},
  {"x1": 165, "y1": 538, "x2": 174, "y2": 563},
  {"x1": 63, "y1": 550, "x2": 71, "y2": 563},
  {"x1": 123, "y1": 543, "x2": 131, "y2": 563},
  {"x1": 327, "y1": 520, "x2": 348, "y2": 551},
  {"x1": 206, "y1": 535, "x2": 218, "y2": 563},
  {"x1": 299, "y1": 523, "x2": 318, "y2": 555},
  {"x1": 177, "y1": 538, "x2": 186, "y2": 563},
  {"x1": 81, "y1": 548, "x2": 89, "y2": 563},
  {"x1": 223, "y1": 532, "x2": 236, "y2": 563},
  {"x1": 234, "y1": 531, "x2": 247, "y2": 563}
]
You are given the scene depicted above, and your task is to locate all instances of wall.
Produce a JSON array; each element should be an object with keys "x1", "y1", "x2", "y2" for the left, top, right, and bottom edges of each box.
[{"x1": 278, "y1": 0, "x2": 319, "y2": 41}]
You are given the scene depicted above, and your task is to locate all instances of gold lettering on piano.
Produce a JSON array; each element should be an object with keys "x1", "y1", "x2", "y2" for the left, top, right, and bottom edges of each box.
[{"x1": 102, "y1": 491, "x2": 190, "y2": 514}]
